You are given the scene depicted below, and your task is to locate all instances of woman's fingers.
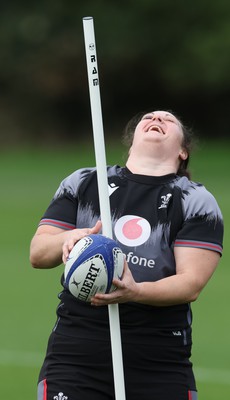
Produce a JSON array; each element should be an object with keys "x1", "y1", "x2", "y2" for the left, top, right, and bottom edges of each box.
[{"x1": 62, "y1": 221, "x2": 102, "y2": 264}]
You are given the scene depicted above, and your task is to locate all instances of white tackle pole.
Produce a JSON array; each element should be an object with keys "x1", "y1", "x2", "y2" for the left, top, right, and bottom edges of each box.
[{"x1": 82, "y1": 16, "x2": 126, "y2": 400}]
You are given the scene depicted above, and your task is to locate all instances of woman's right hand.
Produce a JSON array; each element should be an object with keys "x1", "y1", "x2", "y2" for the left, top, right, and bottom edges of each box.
[{"x1": 62, "y1": 220, "x2": 102, "y2": 264}]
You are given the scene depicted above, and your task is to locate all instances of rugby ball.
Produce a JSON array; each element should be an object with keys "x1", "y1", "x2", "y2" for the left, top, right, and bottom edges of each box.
[{"x1": 64, "y1": 234, "x2": 124, "y2": 302}]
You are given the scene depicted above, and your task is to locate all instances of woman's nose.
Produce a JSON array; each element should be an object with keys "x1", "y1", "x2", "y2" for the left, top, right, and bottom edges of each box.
[{"x1": 152, "y1": 115, "x2": 162, "y2": 122}]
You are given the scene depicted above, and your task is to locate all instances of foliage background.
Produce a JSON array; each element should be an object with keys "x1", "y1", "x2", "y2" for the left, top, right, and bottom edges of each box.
[
  {"x1": 0, "y1": 1, "x2": 229, "y2": 399},
  {"x1": 1, "y1": 0, "x2": 230, "y2": 145}
]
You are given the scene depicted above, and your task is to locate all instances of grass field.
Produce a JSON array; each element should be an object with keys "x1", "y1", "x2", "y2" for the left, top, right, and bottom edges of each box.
[{"x1": 0, "y1": 139, "x2": 229, "y2": 399}]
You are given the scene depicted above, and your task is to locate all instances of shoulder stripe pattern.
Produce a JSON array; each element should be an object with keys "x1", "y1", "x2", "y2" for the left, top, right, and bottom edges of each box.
[
  {"x1": 39, "y1": 218, "x2": 75, "y2": 230},
  {"x1": 174, "y1": 239, "x2": 223, "y2": 255}
]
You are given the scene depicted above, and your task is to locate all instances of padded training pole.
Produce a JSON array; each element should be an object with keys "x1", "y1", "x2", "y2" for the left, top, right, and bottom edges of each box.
[{"x1": 82, "y1": 16, "x2": 126, "y2": 400}]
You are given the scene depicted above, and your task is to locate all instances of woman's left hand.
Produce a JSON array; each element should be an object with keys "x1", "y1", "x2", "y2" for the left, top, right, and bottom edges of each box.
[{"x1": 91, "y1": 259, "x2": 139, "y2": 306}]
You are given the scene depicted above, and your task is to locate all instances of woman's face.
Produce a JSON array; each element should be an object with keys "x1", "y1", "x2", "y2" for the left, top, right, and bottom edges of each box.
[{"x1": 130, "y1": 110, "x2": 187, "y2": 161}]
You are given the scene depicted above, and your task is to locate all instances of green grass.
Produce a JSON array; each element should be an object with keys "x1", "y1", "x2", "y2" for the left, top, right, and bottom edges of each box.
[{"x1": 0, "y1": 140, "x2": 229, "y2": 399}]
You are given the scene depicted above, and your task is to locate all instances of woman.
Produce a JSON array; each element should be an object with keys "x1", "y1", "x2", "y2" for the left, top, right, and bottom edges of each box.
[{"x1": 30, "y1": 110, "x2": 224, "y2": 400}]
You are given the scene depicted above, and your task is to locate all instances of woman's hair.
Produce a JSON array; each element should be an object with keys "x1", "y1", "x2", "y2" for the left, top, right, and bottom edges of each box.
[{"x1": 122, "y1": 110, "x2": 195, "y2": 179}]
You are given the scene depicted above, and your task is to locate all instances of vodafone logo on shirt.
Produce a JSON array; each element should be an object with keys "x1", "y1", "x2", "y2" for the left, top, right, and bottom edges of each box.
[{"x1": 114, "y1": 215, "x2": 151, "y2": 246}]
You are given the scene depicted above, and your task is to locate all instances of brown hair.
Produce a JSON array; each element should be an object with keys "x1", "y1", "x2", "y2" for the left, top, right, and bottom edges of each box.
[{"x1": 122, "y1": 110, "x2": 195, "y2": 179}]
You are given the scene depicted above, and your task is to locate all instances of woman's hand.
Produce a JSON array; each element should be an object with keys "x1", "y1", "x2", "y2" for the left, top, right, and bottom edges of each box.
[
  {"x1": 30, "y1": 220, "x2": 103, "y2": 269},
  {"x1": 91, "y1": 259, "x2": 140, "y2": 306},
  {"x1": 91, "y1": 247, "x2": 221, "y2": 307},
  {"x1": 62, "y1": 220, "x2": 102, "y2": 264}
]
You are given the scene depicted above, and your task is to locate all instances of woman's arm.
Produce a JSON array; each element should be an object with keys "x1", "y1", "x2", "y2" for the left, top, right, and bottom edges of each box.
[
  {"x1": 91, "y1": 247, "x2": 221, "y2": 306},
  {"x1": 30, "y1": 221, "x2": 102, "y2": 269}
]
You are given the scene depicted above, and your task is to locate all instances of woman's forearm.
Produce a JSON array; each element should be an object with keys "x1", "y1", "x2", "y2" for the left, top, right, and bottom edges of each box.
[
  {"x1": 30, "y1": 221, "x2": 103, "y2": 269},
  {"x1": 30, "y1": 232, "x2": 66, "y2": 269}
]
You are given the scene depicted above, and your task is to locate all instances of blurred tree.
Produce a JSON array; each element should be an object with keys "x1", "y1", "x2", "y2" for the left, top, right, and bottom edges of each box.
[{"x1": 0, "y1": 0, "x2": 230, "y2": 145}]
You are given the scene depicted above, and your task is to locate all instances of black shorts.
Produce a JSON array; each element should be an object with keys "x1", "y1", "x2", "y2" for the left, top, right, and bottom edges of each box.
[{"x1": 37, "y1": 331, "x2": 198, "y2": 400}]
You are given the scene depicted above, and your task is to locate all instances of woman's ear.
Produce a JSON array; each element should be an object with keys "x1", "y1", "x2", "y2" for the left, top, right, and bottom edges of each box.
[
  {"x1": 127, "y1": 145, "x2": 132, "y2": 156},
  {"x1": 179, "y1": 148, "x2": 188, "y2": 160}
]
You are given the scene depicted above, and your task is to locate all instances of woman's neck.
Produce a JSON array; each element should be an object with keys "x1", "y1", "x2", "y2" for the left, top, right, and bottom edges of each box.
[{"x1": 126, "y1": 154, "x2": 178, "y2": 176}]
